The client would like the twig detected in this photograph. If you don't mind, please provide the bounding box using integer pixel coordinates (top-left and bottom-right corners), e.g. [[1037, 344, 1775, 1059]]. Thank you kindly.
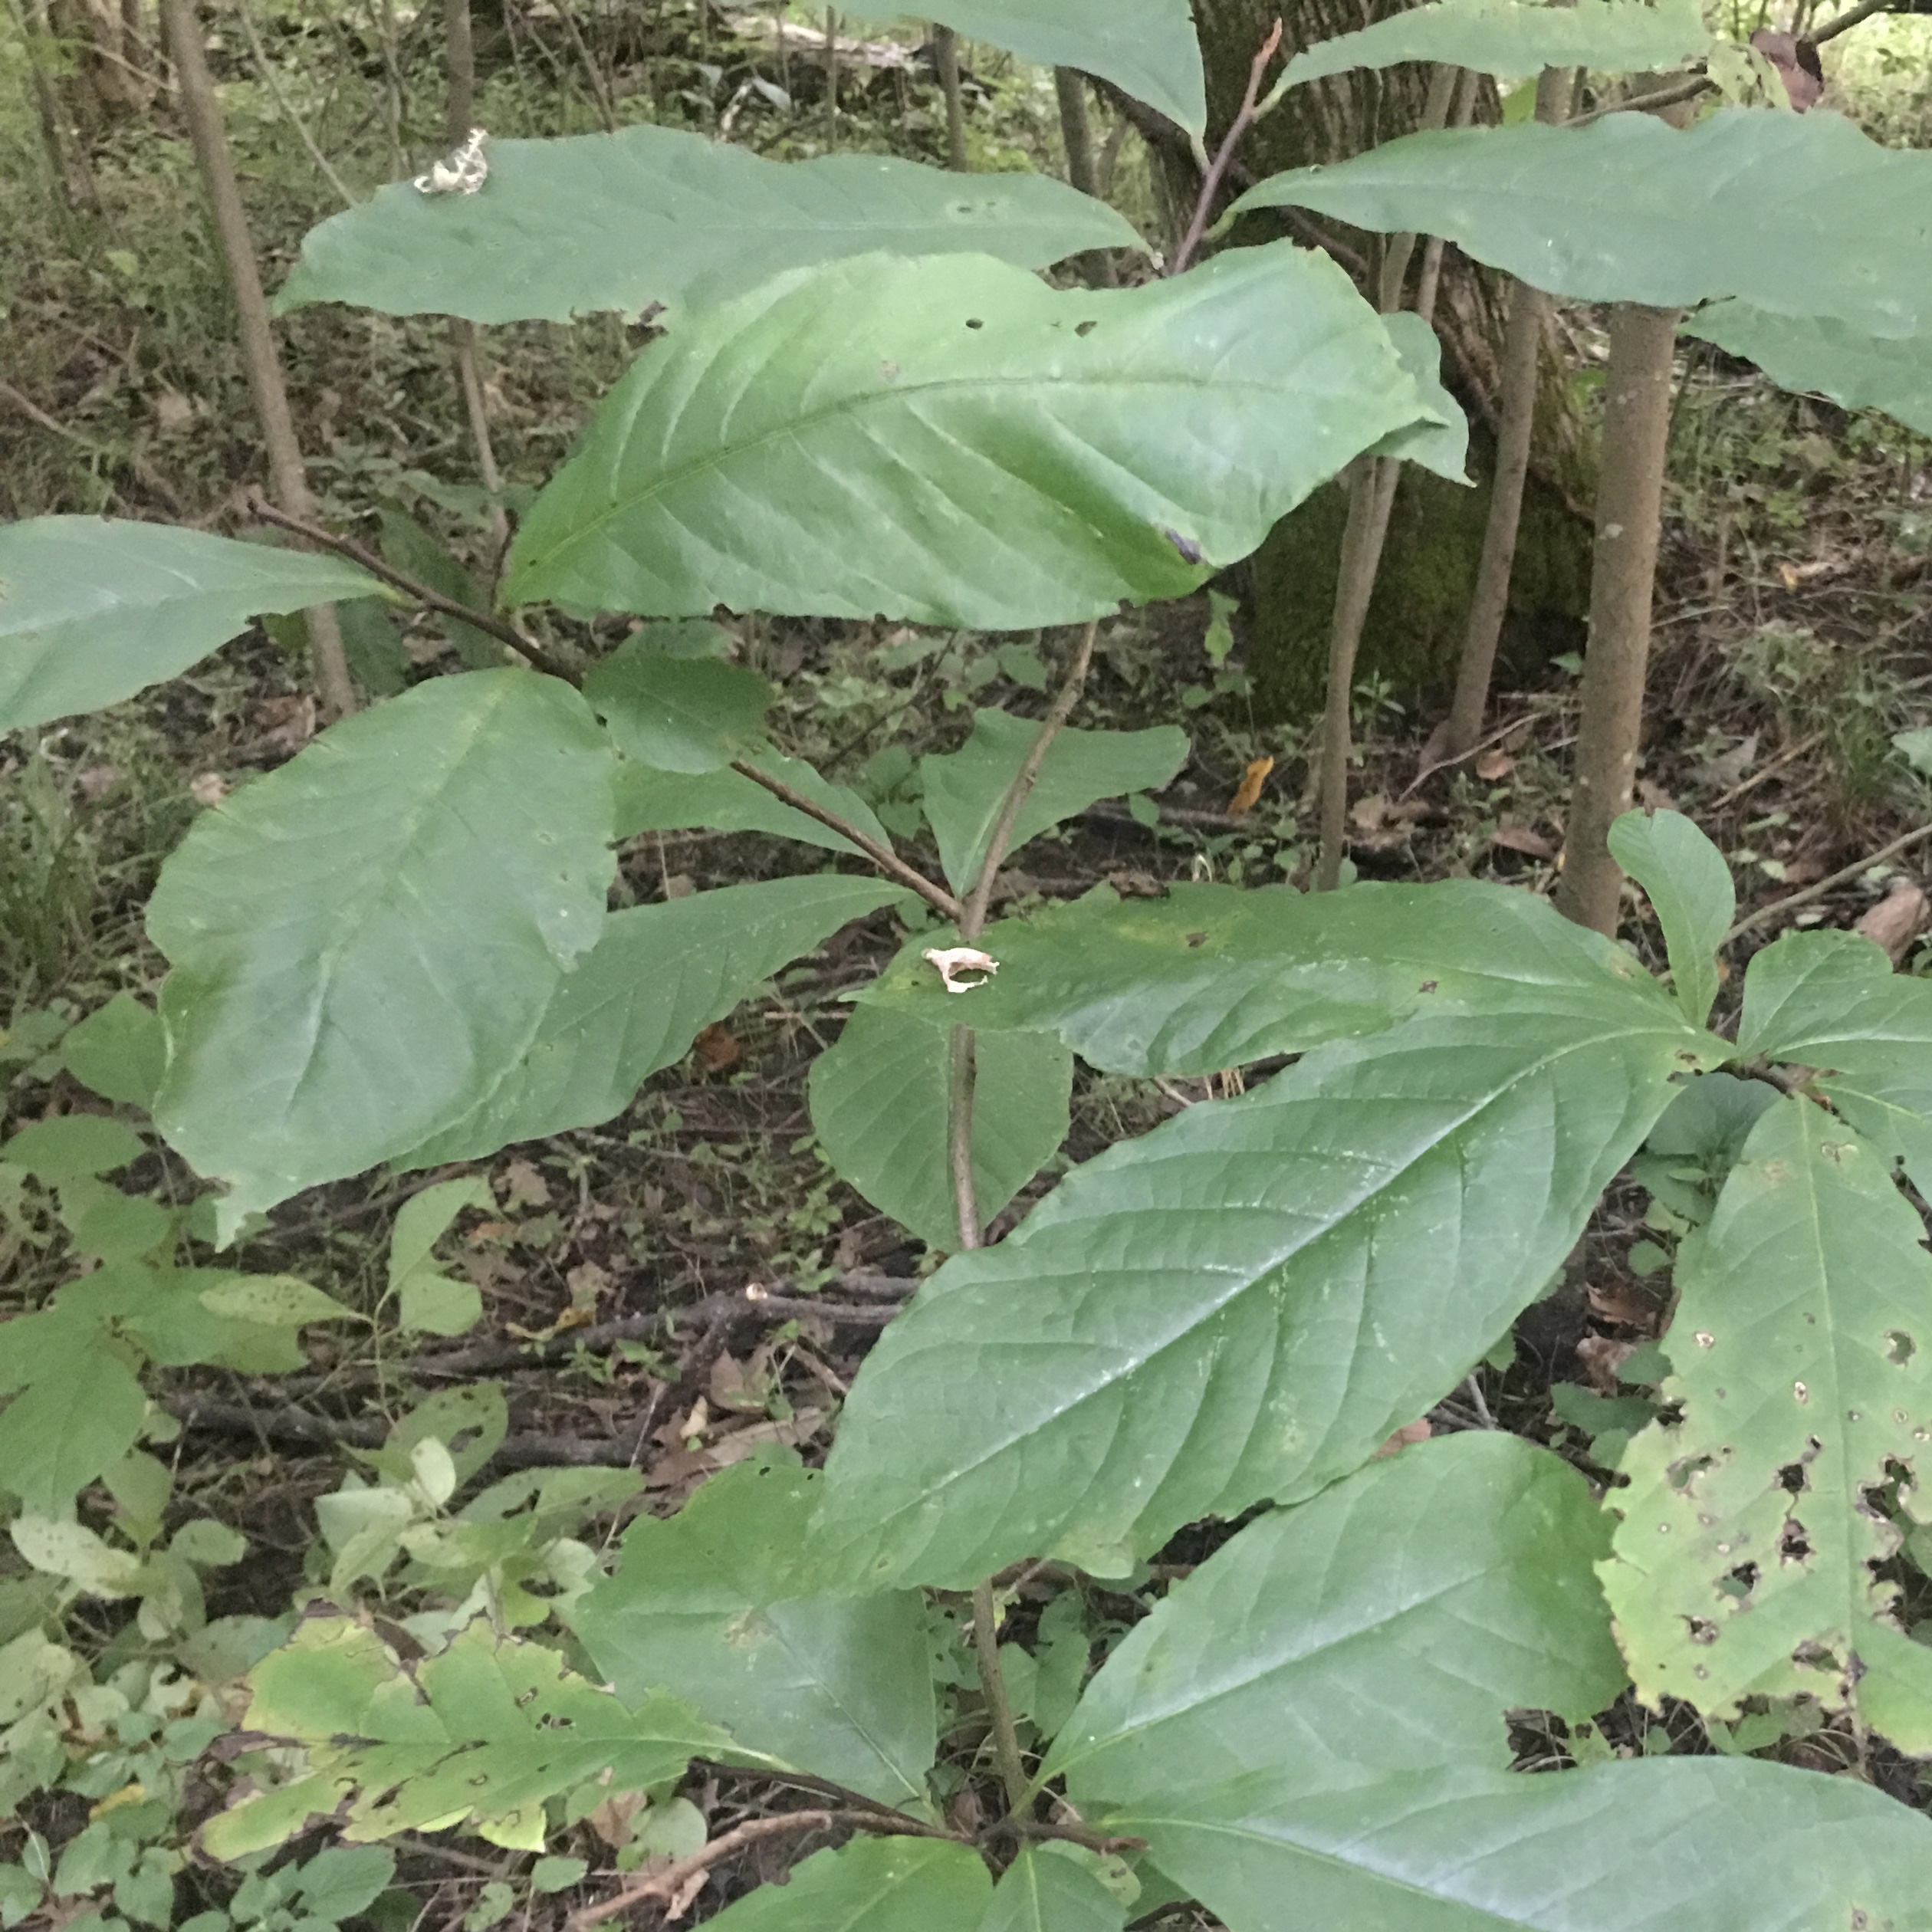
[[1168, 18, 1282, 274], [1569, 73, 1711, 128], [971, 1580, 1032, 1812], [551, 0, 617, 129], [244, 491, 578, 682], [1401, 714, 1536, 799], [961, 622, 1100, 937], [693, 1763, 947, 1838], [1813, 0, 1895, 42], [1723, 821, 1932, 945], [1704, 731, 1824, 813], [234, 0, 357, 206], [728, 761, 961, 920], [948, 1024, 981, 1250], [987, 1816, 1148, 1857]]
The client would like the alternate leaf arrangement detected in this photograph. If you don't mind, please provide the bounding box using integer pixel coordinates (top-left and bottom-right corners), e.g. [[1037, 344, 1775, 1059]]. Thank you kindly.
[[8, 1, 1932, 1927]]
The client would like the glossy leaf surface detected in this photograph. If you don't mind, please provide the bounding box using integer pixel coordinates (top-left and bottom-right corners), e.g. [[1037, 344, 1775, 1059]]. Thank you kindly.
[[0, 518, 382, 734], [1232, 111, 1932, 337], [702, 1838, 988, 1932], [402, 875, 909, 1167], [504, 245, 1440, 628], [275, 123, 1142, 324], [1050, 1434, 1625, 1812], [1121, 1758, 1932, 1932], [1603, 1096, 1932, 1749], [202, 1617, 767, 1859], [149, 671, 616, 1234], [575, 1453, 935, 1806], [820, 983, 1714, 1587], [919, 711, 1189, 894], [809, 1001, 1071, 1250], [859, 879, 1668, 1076], [1606, 808, 1733, 1027], [1685, 302, 1932, 438], [838, 0, 1206, 133], [1277, 0, 1709, 88], [1737, 928, 1932, 1194]]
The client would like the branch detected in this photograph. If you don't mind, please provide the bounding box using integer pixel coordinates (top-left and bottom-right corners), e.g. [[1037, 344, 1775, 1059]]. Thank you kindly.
[[971, 1580, 1032, 1812], [1568, 72, 1712, 127], [1723, 821, 1932, 945], [1813, 0, 1895, 42], [245, 491, 580, 684], [1169, 18, 1283, 275], [729, 759, 962, 920], [987, 1816, 1149, 1858]]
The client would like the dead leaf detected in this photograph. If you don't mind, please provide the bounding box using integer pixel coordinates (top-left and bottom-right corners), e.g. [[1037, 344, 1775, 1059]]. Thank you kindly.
[[153, 391, 194, 432], [1635, 778, 1676, 812], [258, 692, 317, 754], [1749, 30, 1823, 110], [923, 946, 998, 994], [501, 1158, 550, 1208], [1491, 822, 1556, 859], [586, 1789, 647, 1848], [1226, 754, 1274, 816], [74, 764, 120, 802], [1855, 882, 1931, 964], [1350, 792, 1389, 833], [693, 1022, 740, 1072], [567, 1260, 613, 1311], [189, 773, 228, 807], [1104, 869, 1166, 899], [1576, 1334, 1638, 1392], [1587, 1273, 1663, 1332], [662, 873, 696, 901], [1474, 748, 1514, 781], [1371, 1418, 1432, 1460]]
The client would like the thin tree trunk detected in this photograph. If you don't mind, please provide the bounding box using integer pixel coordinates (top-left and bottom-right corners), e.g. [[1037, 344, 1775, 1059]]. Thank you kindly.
[[933, 23, 966, 169], [826, 5, 839, 147], [160, 0, 356, 719], [1053, 66, 1113, 283], [1442, 63, 1572, 757], [1553, 300, 1678, 935]]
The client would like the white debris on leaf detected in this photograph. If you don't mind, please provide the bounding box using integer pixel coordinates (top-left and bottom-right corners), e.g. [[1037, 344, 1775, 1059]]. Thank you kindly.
[[415, 127, 489, 196], [923, 946, 998, 994]]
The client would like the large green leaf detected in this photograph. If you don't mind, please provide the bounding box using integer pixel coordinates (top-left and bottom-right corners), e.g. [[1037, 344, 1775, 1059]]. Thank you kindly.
[[702, 1838, 989, 1932], [573, 1452, 936, 1807], [1118, 1758, 1932, 1932], [398, 874, 910, 1167], [583, 638, 774, 774], [838, 0, 1205, 133], [809, 1001, 1071, 1251], [1050, 1434, 1625, 1815], [979, 1848, 1125, 1932], [502, 245, 1441, 629], [1606, 808, 1733, 1029], [274, 123, 1142, 325], [1372, 310, 1470, 482], [613, 750, 894, 856], [1686, 302, 1932, 438], [818, 983, 1714, 1588], [1275, 0, 1710, 90], [919, 711, 1189, 895], [1737, 928, 1932, 1195], [0, 1349, 146, 1517], [148, 670, 616, 1235], [201, 1616, 770, 1860], [1602, 1096, 1932, 1750], [858, 879, 1668, 1076], [1230, 110, 1932, 338], [0, 518, 383, 734]]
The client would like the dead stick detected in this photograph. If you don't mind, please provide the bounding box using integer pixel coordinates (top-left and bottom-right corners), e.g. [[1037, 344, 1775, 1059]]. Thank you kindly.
[[1169, 17, 1282, 275]]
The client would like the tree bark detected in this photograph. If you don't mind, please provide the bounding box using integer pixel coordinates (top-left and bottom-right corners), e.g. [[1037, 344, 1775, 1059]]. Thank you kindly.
[[161, 0, 356, 720], [934, 24, 967, 169]]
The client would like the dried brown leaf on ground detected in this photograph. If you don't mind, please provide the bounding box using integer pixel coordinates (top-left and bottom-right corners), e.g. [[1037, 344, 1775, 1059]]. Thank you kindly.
[[1227, 754, 1274, 814], [1853, 881, 1930, 962]]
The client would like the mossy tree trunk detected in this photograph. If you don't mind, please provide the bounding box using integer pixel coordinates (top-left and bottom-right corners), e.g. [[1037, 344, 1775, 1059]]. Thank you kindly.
[[1188, 0, 1596, 724]]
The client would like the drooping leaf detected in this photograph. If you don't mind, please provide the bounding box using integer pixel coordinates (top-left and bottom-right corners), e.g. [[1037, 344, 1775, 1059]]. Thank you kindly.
[[147, 670, 616, 1236], [200, 1616, 773, 1861], [978, 1846, 1126, 1932], [584, 639, 774, 774], [274, 123, 1143, 324], [1602, 1096, 1932, 1750], [398, 876, 910, 1167], [613, 750, 893, 856], [1607, 808, 1733, 1027], [1118, 1757, 1932, 1932], [503, 245, 1442, 629], [58, 994, 166, 1111], [919, 712, 1188, 895], [0, 518, 384, 734], [388, 1176, 493, 1337], [1230, 110, 1932, 338], [1685, 303, 1932, 439], [700, 1838, 990, 1932], [809, 1001, 1071, 1251], [1275, 0, 1710, 90], [1370, 311, 1470, 481], [574, 1451, 937, 1806], [839, 0, 1204, 133], [818, 981, 1715, 1588], [857, 879, 1669, 1076], [1050, 1433, 1625, 1815], [1737, 928, 1932, 1194]]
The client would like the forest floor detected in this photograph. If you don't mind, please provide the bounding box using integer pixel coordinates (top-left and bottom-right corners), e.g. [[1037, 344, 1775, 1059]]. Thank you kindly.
[[5, 5, 1932, 1924]]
